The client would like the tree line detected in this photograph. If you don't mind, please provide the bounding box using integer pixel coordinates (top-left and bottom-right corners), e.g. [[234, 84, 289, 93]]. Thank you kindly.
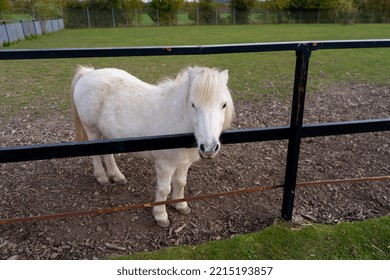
[[2, 0, 390, 25]]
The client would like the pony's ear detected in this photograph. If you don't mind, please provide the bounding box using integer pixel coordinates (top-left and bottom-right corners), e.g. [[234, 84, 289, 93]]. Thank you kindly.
[[220, 69, 229, 84], [188, 67, 197, 82]]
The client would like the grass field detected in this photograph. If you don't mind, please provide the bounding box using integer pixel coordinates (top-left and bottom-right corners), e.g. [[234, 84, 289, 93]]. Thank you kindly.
[[1, 24, 390, 118]]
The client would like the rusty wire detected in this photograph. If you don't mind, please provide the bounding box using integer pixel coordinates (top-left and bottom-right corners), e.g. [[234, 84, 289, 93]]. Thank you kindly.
[[0, 175, 389, 225]]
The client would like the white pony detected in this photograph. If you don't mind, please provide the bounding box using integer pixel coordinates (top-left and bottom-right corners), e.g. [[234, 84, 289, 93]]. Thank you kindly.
[[70, 66, 234, 227]]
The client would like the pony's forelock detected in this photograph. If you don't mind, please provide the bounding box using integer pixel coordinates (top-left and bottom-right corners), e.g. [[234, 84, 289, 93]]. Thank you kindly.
[[188, 67, 234, 130], [188, 67, 227, 107]]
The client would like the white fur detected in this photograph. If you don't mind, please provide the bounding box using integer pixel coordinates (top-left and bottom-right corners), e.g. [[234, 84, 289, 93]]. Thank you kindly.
[[71, 66, 234, 227]]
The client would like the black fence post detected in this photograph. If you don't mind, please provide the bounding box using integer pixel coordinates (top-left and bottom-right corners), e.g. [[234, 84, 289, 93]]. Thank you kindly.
[[281, 45, 312, 221], [3, 21, 10, 43]]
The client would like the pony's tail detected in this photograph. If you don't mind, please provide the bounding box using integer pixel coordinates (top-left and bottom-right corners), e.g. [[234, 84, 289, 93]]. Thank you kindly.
[[70, 66, 94, 141]]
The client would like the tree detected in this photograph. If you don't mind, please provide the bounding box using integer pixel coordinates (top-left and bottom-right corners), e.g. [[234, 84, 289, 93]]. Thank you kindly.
[[0, 0, 10, 13], [147, 0, 184, 26], [188, 0, 219, 25], [32, 0, 63, 18], [263, 0, 291, 23], [360, 0, 390, 23], [87, 0, 124, 9], [327, 0, 358, 24], [272, 0, 291, 10], [65, 0, 87, 9], [230, 0, 256, 24], [288, 0, 331, 23], [122, 0, 144, 26]]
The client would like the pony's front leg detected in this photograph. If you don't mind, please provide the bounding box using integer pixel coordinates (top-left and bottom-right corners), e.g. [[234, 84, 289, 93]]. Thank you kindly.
[[92, 155, 110, 185], [172, 163, 191, 215], [84, 128, 109, 184], [103, 154, 127, 184], [153, 162, 175, 228]]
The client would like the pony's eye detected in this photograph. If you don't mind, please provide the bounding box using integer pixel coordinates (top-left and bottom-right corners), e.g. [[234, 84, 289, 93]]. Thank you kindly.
[[222, 103, 227, 109], [191, 103, 196, 109]]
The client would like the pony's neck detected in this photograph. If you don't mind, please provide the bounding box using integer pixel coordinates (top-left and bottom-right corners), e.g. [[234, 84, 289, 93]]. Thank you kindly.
[[155, 72, 193, 133]]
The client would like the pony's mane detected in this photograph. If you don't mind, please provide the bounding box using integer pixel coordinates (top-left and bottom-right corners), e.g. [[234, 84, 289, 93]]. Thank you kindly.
[[156, 67, 224, 106]]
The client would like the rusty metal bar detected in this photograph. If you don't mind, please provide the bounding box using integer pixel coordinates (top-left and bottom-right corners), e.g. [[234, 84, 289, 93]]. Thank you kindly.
[[0, 176, 388, 226]]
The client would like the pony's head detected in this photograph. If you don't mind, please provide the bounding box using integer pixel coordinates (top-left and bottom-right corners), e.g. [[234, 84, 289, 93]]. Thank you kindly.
[[186, 67, 234, 159]]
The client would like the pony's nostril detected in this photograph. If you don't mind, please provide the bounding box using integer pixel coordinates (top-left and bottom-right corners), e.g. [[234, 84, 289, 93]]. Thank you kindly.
[[199, 143, 219, 155]]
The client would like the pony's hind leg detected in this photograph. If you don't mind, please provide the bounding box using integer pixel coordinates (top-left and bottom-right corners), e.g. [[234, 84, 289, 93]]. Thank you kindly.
[[171, 163, 191, 215], [103, 154, 127, 184]]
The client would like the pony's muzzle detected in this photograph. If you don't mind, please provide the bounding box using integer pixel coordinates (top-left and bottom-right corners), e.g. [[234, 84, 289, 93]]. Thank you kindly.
[[199, 143, 220, 159]]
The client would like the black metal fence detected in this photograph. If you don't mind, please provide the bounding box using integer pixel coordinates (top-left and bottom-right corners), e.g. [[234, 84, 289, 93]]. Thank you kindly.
[[0, 40, 389, 221]]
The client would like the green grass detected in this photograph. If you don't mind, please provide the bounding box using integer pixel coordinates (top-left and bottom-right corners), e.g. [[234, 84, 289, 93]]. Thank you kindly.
[[8, 24, 390, 48], [115, 216, 390, 260], [1, 24, 390, 118]]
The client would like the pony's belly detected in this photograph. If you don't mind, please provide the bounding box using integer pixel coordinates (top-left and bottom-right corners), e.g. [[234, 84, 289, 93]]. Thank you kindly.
[[130, 151, 153, 159], [128, 148, 200, 163]]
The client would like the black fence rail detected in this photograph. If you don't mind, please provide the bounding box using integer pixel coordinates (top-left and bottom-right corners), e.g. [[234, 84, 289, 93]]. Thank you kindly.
[[1, 40, 390, 221]]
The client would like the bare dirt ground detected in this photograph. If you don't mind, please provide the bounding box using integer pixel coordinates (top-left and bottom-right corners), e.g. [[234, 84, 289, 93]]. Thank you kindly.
[[0, 82, 389, 259]]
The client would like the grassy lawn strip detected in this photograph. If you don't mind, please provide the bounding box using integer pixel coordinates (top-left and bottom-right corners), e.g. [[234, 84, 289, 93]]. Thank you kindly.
[[8, 24, 390, 48], [115, 216, 390, 260]]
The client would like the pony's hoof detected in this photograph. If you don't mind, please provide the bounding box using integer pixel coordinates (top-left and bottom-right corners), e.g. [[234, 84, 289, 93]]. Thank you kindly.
[[108, 173, 127, 185], [117, 178, 128, 185], [177, 206, 191, 215], [111, 176, 128, 185], [156, 219, 170, 228], [97, 176, 110, 185]]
